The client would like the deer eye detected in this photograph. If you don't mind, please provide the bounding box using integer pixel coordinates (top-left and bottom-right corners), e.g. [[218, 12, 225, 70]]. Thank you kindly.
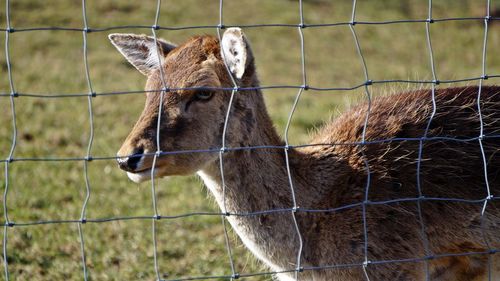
[[195, 90, 214, 101]]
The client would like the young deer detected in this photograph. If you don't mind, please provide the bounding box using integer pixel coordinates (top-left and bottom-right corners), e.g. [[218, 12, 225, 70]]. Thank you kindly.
[[110, 28, 500, 281]]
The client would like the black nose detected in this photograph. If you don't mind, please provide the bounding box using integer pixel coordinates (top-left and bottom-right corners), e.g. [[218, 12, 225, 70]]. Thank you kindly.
[[117, 147, 144, 171]]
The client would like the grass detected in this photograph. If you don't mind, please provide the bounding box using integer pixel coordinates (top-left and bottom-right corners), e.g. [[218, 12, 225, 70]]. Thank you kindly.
[[0, 0, 499, 280]]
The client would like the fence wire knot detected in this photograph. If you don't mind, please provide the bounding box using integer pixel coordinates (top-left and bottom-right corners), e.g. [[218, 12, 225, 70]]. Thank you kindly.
[[424, 255, 435, 260]]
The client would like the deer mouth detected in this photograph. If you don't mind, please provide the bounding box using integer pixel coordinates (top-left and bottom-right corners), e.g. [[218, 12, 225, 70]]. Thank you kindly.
[[127, 168, 157, 183]]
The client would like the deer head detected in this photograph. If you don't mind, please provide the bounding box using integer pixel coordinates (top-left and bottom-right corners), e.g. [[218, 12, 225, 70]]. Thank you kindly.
[[110, 28, 261, 183]]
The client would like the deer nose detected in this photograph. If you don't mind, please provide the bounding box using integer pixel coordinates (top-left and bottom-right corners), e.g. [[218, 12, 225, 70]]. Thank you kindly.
[[117, 147, 144, 172]]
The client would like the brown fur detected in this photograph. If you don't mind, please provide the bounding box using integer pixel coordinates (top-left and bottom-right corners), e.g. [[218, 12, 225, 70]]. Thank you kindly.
[[113, 32, 500, 281]]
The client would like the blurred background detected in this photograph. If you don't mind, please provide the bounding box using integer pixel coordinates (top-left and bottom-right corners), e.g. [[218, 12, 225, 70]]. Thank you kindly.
[[0, 0, 499, 280]]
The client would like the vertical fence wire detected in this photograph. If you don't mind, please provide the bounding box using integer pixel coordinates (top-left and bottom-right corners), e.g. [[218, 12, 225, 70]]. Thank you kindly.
[[3, 0, 16, 280], [478, 1, 493, 218], [413, 1, 439, 279], [281, 0, 308, 279], [151, 1, 168, 279], [478, 1, 493, 280], [216, 1, 238, 278], [76, 0, 93, 280], [348, 1, 373, 279]]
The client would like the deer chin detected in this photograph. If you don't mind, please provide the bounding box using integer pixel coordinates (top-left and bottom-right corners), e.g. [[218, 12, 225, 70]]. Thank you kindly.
[[127, 168, 157, 183]]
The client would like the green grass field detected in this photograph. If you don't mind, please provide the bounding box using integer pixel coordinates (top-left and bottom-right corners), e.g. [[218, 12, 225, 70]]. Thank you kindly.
[[0, 0, 499, 280]]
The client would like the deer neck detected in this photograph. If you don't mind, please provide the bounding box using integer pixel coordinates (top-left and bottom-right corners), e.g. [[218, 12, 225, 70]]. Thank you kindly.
[[198, 89, 308, 213], [196, 89, 333, 271]]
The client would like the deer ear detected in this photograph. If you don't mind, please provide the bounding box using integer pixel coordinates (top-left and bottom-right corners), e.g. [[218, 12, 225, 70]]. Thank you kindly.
[[221, 28, 250, 79], [108, 33, 176, 76]]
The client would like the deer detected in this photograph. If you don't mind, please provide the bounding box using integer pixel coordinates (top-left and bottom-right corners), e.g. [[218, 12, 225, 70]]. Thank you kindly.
[[109, 28, 500, 281]]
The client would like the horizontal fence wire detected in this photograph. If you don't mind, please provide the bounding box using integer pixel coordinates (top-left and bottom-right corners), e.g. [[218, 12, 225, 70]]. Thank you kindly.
[[2, 195, 500, 226], [1, 15, 500, 33], [2, 77, 500, 97], [1, 135, 500, 163], [2, 0, 500, 280]]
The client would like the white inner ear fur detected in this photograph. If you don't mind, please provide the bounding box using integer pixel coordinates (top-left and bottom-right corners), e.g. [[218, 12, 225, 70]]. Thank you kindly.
[[108, 33, 176, 76], [221, 28, 247, 79], [146, 42, 163, 70]]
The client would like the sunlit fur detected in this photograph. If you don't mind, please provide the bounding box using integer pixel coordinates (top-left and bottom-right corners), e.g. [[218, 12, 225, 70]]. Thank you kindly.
[[111, 31, 500, 281]]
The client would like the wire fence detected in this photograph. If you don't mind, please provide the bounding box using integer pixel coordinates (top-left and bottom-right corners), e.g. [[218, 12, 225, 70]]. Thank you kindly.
[[1, 0, 500, 280]]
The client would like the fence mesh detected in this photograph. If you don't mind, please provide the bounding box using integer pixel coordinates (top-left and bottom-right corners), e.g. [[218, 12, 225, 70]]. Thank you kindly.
[[1, 0, 500, 280]]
